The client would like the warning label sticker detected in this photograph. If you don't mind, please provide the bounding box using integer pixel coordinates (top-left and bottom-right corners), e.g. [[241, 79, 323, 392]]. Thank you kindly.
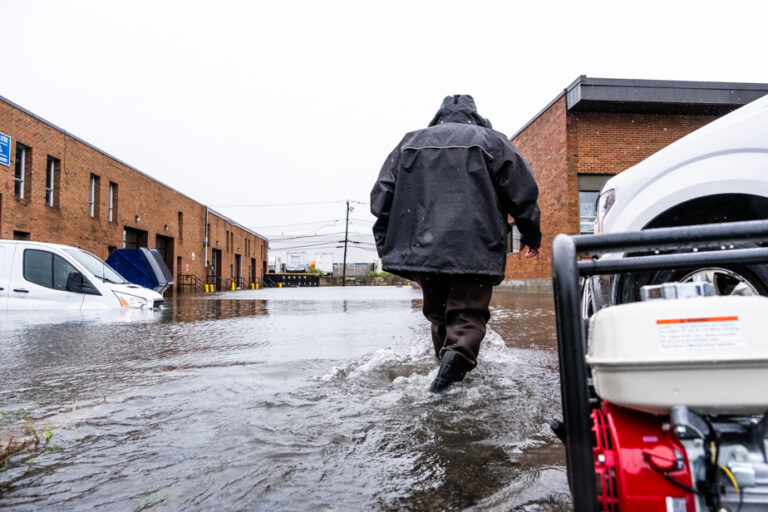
[[666, 496, 687, 512], [656, 316, 745, 352]]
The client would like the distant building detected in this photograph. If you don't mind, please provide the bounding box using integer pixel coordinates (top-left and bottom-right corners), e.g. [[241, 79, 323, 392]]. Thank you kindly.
[[0, 95, 267, 292], [504, 76, 768, 283]]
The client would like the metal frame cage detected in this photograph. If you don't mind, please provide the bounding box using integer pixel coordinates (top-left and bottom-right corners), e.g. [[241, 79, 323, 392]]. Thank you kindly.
[[551, 219, 768, 511]]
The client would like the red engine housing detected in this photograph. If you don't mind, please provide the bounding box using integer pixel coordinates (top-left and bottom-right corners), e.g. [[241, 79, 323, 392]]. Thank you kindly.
[[591, 401, 697, 511]]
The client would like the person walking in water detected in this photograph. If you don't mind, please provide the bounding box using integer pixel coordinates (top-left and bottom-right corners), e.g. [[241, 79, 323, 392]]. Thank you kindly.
[[371, 95, 542, 393]]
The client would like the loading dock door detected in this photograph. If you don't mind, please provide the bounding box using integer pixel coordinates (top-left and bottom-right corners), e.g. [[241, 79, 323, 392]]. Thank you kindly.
[[155, 234, 174, 274], [210, 249, 222, 291], [124, 227, 148, 249]]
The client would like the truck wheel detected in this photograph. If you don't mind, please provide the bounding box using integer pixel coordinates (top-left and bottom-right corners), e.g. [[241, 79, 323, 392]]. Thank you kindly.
[[616, 243, 768, 302]]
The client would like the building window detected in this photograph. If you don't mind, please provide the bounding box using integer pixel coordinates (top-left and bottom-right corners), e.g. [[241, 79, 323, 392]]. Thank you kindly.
[[89, 174, 101, 217], [108, 182, 117, 222], [45, 156, 60, 207], [506, 224, 521, 253], [14, 143, 30, 199], [178, 211, 183, 240], [578, 175, 613, 234]]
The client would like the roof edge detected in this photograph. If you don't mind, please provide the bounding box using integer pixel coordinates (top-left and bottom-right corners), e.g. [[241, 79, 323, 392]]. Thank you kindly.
[[208, 208, 268, 242], [510, 87, 567, 140]]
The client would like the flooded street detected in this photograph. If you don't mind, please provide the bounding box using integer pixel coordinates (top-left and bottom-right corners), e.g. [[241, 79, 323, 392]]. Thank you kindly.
[[0, 286, 569, 511]]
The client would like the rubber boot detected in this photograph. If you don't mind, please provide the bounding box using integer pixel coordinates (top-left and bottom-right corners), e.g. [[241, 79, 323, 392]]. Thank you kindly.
[[430, 351, 470, 393]]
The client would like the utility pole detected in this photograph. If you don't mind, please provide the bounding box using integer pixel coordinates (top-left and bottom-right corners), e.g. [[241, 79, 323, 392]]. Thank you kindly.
[[342, 200, 350, 286]]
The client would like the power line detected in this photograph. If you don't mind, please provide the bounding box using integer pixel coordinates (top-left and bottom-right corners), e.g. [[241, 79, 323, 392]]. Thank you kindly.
[[269, 231, 373, 241], [211, 200, 347, 208], [247, 218, 342, 229]]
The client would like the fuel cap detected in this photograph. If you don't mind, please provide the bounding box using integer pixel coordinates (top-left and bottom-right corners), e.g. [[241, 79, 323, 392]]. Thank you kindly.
[[642, 445, 682, 472]]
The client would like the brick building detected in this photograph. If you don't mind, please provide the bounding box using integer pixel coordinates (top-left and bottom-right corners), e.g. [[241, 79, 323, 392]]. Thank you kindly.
[[0, 95, 267, 292], [504, 76, 768, 283]]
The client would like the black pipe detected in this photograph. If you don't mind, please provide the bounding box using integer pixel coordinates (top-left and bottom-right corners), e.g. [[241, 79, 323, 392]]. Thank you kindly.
[[552, 234, 598, 511], [574, 219, 768, 255], [578, 247, 768, 276]]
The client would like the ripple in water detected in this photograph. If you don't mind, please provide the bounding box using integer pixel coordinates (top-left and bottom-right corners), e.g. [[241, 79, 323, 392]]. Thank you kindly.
[[0, 288, 569, 510]]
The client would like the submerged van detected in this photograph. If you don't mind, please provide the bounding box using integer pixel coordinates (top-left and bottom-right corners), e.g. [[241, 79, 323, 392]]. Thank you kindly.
[[0, 241, 164, 311]]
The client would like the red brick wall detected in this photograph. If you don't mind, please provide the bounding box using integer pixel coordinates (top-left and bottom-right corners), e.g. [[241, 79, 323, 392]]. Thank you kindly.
[[0, 98, 268, 290], [568, 112, 718, 175], [564, 111, 718, 234], [508, 96, 568, 280]]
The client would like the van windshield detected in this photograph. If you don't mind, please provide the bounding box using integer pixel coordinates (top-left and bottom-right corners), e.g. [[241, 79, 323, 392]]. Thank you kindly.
[[62, 248, 128, 285]]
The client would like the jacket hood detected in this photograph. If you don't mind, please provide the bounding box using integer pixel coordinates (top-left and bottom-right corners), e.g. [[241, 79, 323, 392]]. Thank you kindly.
[[428, 95, 492, 128]]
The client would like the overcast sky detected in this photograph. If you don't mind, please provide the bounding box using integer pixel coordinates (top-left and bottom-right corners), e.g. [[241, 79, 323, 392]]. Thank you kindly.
[[2, 0, 767, 263]]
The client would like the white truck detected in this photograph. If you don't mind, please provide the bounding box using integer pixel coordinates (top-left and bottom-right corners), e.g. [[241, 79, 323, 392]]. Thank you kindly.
[[285, 252, 308, 273], [587, 93, 768, 310], [313, 252, 334, 276], [0, 240, 164, 311]]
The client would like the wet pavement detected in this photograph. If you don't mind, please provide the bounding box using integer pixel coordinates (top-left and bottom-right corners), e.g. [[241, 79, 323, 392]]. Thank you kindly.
[[0, 286, 570, 511]]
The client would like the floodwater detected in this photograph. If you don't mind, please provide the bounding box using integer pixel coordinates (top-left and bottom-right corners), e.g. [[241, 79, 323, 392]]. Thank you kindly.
[[0, 286, 570, 511]]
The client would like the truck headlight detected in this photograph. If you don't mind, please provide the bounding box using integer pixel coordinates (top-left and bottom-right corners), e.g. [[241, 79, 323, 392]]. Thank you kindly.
[[113, 291, 149, 309], [595, 189, 615, 234]]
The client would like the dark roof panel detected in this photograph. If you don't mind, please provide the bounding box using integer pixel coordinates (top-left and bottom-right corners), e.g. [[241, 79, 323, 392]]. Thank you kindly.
[[511, 76, 768, 139], [566, 76, 768, 114]]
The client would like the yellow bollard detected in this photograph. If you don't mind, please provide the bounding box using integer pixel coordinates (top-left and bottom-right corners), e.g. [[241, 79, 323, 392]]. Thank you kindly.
[[251, 283, 255, 290], [278, 282, 283, 288], [205, 284, 209, 293], [232, 281, 236, 291], [256, 284, 259, 290]]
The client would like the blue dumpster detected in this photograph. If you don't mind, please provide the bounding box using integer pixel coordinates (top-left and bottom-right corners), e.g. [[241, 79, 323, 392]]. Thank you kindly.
[[106, 248, 175, 294]]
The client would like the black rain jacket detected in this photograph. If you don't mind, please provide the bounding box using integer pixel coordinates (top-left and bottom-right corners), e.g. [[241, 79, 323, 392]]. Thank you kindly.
[[370, 95, 541, 284]]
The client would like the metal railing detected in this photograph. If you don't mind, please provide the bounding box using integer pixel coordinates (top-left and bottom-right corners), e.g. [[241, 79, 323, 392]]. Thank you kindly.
[[205, 275, 264, 292], [263, 273, 320, 287], [551, 219, 768, 511], [177, 274, 205, 294]]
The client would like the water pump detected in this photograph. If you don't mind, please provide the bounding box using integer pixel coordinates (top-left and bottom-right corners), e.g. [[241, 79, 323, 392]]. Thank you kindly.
[[550, 220, 768, 512], [587, 283, 768, 511]]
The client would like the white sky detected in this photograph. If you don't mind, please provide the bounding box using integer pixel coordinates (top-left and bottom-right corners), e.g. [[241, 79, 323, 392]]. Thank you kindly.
[[2, 0, 767, 264]]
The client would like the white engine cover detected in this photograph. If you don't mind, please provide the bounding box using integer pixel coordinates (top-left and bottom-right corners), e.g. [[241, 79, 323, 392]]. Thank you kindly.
[[586, 296, 768, 415]]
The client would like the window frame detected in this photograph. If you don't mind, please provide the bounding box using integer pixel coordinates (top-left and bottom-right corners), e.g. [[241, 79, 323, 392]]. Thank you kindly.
[[45, 156, 59, 207], [14, 143, 28, 199], [88, 173, 100, 217], [507, 224, 522, 254], [108, 182, 117, 222], [89, 174, 96, 216], [577, 174, 614, 234]]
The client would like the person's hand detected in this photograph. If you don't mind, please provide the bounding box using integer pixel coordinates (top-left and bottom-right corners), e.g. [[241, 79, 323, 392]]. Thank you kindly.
[[522, 245, 542, 261]]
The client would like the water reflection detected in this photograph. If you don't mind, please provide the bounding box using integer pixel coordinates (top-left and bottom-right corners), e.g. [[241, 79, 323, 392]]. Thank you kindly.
[[161, 295, 268, 323], [0, 287, 568, 510]]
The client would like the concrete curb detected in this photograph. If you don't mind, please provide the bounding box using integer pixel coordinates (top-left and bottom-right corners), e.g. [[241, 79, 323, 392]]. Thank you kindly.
[[497, 278, 553, 294]]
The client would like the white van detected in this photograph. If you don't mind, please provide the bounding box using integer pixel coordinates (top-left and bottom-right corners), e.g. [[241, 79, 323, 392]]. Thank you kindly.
[[0, 241, 164, 311]]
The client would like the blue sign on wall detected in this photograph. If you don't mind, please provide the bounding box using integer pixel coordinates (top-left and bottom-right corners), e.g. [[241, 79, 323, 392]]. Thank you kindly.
[[0, 132, 10, 166]]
